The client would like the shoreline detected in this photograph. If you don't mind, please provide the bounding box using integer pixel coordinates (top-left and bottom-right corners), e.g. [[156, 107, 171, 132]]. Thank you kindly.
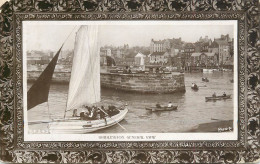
[[187, 120, 233, 132]]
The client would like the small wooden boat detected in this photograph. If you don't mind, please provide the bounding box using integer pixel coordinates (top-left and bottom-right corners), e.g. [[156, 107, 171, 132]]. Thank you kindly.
[[145, 106, 178, 112], [202, 77, 209, 82], [203, 69, 213, 73], [49, 108, 128, 134], [191, 86, 199, 90], [205, 95, 232, 102]]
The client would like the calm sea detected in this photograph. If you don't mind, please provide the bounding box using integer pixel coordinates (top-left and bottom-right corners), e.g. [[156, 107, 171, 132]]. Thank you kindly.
[[28, 72, 234, 133]]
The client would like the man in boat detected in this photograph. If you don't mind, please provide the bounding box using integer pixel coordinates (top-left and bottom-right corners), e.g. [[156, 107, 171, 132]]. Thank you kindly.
[[108, 105, 119, 116], [156, 67, 159, 73], [223, 92, 227, 97], [156, 102, 161, 108], [128, 67, 132, 74], [123, 66, 128, 74], [212, 92, 216, 97], [72, 109, 78, 117], [191, 83, 195, 88], [168, 102, 173, 108], [87, 106, 97, 120]]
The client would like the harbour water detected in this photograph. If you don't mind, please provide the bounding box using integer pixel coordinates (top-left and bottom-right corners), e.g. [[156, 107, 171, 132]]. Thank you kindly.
[[28, 72, 234, 133]]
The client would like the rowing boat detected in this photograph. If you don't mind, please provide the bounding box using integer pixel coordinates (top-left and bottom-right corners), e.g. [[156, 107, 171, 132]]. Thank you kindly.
[[202, 77, 209, 82], [205, 95, 231, 102], [191, 86, 199, 90], [145, 106, 178, 112]]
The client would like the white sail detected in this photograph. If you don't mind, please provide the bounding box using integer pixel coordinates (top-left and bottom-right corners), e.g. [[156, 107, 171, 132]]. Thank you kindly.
[[66, 25, 100, 111]]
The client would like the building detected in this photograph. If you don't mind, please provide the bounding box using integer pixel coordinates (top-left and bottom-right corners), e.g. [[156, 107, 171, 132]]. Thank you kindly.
[[100, 49, 107, 66], [149, 52, 169, 64], [170, 52, 186, 70], [194, 36, 212, 53], [190, 52, 218, 67], [124, 57, 135, 66], [27, 52, 51, 65], [183, 43, 195, 59], [219, 34, 231, 42], [201, 42, 210, 52], [209, 40, 230, 65], [134, 52, 149, 66], [150, 38, 183, 57], [198, 36, 212, 43]]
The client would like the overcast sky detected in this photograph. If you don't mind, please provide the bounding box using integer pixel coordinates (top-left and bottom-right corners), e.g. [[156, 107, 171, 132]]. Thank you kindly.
[[24, 24, 234, 52]]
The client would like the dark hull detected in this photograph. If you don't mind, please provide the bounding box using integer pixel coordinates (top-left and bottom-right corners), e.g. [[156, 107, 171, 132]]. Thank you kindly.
[[202, 78, 209, 82], [191, 86, 199, 90], [205, 95, 231, 101], [145, 106, 178, 112]]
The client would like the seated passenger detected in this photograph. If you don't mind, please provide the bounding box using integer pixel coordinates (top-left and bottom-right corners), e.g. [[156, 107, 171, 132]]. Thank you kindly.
[[168, 102, 173, 107], [156, 103, 161, 108], [212, 92, 216, 97], [72, 109, 77, 117], [191, 83, 195, 87]]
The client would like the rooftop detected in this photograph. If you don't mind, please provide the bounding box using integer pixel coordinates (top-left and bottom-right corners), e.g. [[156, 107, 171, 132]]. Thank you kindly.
[[191, 52, 216, 57], [151, 52, 168, 56]]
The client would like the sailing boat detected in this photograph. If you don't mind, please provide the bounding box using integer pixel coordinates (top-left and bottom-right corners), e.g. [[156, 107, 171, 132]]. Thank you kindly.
[[27, 25, 128, 134]]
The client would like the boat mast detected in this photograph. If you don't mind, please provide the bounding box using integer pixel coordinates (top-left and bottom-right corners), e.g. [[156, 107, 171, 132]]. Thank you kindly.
[[62, 26, 78, 119]]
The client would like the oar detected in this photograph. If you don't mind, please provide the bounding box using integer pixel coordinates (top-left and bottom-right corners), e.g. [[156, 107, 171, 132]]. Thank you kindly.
[[186, 85, 207, 87], [98, 107, 128, 132]]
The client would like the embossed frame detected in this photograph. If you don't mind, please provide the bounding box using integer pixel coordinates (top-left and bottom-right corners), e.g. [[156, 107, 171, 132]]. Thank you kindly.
[[0, 0, 259, 163]]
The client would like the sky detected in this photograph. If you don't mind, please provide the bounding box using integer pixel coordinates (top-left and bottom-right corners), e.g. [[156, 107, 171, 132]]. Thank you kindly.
[[24, 22, 234, 52]]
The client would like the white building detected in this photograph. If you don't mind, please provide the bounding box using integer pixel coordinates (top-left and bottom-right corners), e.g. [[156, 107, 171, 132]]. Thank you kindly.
[[135, 52, 147, 66]]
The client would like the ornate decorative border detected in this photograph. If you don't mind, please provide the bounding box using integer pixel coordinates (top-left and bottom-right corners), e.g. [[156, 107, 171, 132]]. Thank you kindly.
[[0, 0, 259, 163]]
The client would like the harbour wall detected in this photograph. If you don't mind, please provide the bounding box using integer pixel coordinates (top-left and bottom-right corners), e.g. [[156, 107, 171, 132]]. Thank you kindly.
[[27, 71, 185, 93], [100, 72, 185, 93], [27, 71, 71, 84]]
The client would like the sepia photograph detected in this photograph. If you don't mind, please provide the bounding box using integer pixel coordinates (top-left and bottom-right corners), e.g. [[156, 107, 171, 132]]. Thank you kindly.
[[23, 21, 237, 141], [1, 0, 259, 163]]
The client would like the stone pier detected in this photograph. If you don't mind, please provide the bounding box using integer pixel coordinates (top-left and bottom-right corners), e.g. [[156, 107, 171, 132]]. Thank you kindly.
[[100, 72, 185, 93], [27, 71, 185, 93]]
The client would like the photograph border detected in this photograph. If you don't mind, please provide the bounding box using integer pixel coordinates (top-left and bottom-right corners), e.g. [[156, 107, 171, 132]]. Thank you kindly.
[[0, 0, 259, 163]]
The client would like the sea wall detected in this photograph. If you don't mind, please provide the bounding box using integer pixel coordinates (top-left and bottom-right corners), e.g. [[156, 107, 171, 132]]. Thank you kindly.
[[100, 72, 185, 93], [27, 71, 71, 83], [27, 71, 185, 93]]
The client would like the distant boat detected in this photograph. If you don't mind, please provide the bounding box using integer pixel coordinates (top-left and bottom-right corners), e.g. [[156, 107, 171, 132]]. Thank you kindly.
[[205, 95, 232, 102], [191, 84, 199, 91], [27, 26, 128, 134], [202, 77, 209, 82], [145, 106, 178, 112], [230, 79, 234, 83], [203, 69, 213, 73], [223, 69, 232, 72]]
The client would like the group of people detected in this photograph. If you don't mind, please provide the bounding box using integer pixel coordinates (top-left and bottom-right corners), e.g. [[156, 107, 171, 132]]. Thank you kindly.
[[212, 92, 227, 97], [73, 105, 121, 123], [123, 66, 132, 74], [156, 102, 173, 108]]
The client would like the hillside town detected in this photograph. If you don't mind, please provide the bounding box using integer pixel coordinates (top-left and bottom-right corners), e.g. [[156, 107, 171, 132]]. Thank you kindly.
[[27, 34, 233, 72]]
